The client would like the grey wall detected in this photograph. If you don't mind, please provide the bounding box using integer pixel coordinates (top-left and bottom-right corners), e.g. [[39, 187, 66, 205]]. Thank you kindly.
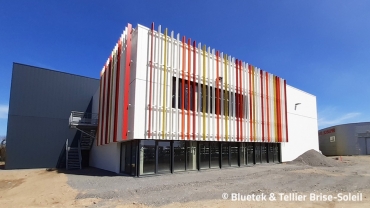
[[318, 128, 337, 156], [6, 63, 99, 169], [319, 122, 370, 156]]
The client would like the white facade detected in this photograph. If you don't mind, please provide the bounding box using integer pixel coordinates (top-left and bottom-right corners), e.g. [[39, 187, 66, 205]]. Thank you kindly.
[[89, 23, 319, 173], [281, 86, 319, 162]]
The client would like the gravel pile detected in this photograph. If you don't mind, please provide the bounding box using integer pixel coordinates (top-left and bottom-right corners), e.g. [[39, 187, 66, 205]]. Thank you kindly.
[[288, 149, 342, 167]]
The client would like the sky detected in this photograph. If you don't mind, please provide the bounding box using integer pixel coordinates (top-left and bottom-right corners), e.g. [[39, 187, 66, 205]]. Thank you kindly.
[[0, 0, 369, 137]]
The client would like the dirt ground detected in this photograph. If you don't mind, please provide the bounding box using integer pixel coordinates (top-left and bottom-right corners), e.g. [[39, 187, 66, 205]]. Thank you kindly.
[[1, 156, 370, 208]]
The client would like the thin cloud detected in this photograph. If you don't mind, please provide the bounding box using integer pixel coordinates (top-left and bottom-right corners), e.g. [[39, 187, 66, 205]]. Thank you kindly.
[[318, 112, 361, 128], [0, 105, 8, 119]]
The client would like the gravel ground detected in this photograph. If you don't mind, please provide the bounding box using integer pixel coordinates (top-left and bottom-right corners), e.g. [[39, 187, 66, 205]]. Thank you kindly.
[[67, 155, 370, 207]]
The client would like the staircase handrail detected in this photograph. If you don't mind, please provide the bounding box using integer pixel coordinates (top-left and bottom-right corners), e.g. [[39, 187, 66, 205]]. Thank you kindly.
[[69, 111, 99, 126]]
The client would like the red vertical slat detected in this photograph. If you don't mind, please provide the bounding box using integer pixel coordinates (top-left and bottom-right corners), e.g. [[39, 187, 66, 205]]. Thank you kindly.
[[187, 38, 191, 140], [105, 56, 112, 144], [113, 39, 122, 142], [284, 80, 288, 142], [148, 22, 154, 138], [122, 24, 132, 140], [192, 41, 197, 141]]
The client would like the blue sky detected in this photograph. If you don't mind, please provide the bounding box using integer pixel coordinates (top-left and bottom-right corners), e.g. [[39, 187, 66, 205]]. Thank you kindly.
[[0, 0, 369, 136]]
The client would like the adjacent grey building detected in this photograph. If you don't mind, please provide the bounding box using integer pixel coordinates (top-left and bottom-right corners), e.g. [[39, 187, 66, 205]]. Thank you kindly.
[[6, 63, 99, 169], [319, 122, 370, 156]]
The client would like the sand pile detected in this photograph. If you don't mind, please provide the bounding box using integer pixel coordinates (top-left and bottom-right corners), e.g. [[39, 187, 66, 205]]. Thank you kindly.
[[288, 149, 342, 167]]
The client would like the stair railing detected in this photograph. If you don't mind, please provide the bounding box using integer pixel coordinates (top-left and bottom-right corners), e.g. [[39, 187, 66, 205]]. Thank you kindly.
[[78, 137, 82, 169], [66, 138, 69, 170], [69, 111, 99, 127]]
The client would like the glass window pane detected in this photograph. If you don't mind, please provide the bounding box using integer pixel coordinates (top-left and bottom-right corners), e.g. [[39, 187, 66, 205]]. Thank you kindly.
[[247, 143, 254, 165], [240, 143, 247, 166], [131, 141, 137, 176], [230, 143, 238, 166], [274, 143, 280, 163], [141, 140, 155, 175], [255, 143, 261, 164], [120, 143, 128, 174], [173, 141, 186, 172], [268, 143, 274, 163], [124, 142, 132, 173], [158, 141, 171, 173], [261, 143, 267, 163], [210, 142, 219, 168], [221, 143, 229, 167], [199, 142, 210, 169], [186, 141, 197, 170]]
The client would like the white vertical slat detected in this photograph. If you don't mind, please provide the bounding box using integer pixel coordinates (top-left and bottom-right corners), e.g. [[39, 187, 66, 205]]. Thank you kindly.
[[264, 71, 267, 142], [98, 67, 105, 145], [270, 74, 274, 142], [109, 45, 117, 143], [168, 31, 174, 139], [257, 68, 261, 142], [211, 49, 216, 141], [156, 25, 161, 139], [103, 59, 109, 144], [254, 67, 258, 142], [164, 30, 169, 140], [231, 57, 235, 142], [240, 62, 244, 141], [257, 67, 260, 142], [197, 43, 202, 140], [262, 69, 264, 143], [220, 53, 224, 141], [243, 62, 247, 141], [175, 33, 180, 140], [228, 56, 232, 141], [207, 47, 211, 141], [259, 68, 262, 142]]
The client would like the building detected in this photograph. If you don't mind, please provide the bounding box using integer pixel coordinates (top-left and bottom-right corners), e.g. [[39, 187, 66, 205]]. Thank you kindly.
[[6, 63, 99, 169], [6, 23, 319, 176], [319, 122, 370, 156]]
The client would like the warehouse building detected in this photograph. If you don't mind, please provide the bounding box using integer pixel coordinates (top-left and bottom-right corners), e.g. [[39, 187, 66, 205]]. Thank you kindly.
[[6, 23, 319, 176], [319, 122, 370, 156]]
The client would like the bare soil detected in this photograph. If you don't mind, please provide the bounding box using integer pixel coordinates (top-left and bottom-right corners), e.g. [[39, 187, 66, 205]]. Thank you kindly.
[[1, 154, 370, 208]]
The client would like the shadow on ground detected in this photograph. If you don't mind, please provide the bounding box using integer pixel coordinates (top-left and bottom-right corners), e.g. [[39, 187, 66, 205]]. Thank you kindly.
[[56, 167, 122, 177]]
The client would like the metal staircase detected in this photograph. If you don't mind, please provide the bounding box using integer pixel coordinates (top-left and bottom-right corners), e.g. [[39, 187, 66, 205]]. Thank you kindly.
[[67, 111, 98, 170], [66, 138, 82, 170]]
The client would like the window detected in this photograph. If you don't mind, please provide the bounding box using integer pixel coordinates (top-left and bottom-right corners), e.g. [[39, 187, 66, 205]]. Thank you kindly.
[[210, 142, 220, 168], [141, 140, 156, 174], [173, 141, 186, 172], [172, 76, 248, 118], [186, 141, 197, 170], [199, 142, 210, 169], [157, 141, 171, 173]]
